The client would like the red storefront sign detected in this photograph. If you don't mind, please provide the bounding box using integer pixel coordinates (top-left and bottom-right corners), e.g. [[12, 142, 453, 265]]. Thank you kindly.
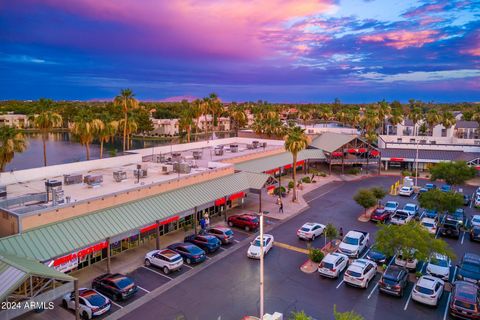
[[267, 185, 275, 191], [332, 152, 343, 157], [297, 160, 305, 166], [53, 241, 108, 266], [347, 148, 358, 154], [284, 164, 292, 169], [229, 192, 245, 201], [159, 216, 179, 226], [265, 168, 279, 175], [390, 157, 404, 162], [140, 216, 180, 233], [53, 253, 77, 267], [215, 198, 226, 206], [370, 150, 380, 157], [358, 148, 367, 153]]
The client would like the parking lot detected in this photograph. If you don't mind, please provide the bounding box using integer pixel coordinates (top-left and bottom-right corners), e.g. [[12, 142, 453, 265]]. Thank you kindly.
[[118, 176, 479, 320]]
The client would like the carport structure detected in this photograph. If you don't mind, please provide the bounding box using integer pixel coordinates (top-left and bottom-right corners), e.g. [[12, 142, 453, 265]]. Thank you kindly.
[[309, 132, 380, 174], [0, 251, 78, 320]]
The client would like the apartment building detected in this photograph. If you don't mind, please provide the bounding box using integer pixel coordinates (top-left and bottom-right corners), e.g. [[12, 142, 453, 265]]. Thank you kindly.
[[0, 112, 29, 128]]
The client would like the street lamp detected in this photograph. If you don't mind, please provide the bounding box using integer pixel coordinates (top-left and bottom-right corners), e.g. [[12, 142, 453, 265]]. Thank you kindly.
[[259, 211, 264, 319], [415, 140, 419, 187]]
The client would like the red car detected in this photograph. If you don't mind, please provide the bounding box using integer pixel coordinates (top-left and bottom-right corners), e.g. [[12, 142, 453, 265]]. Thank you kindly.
[[449, 281, 480, 319], [370, 208, 391, 223], [227, 214, 259, 232]]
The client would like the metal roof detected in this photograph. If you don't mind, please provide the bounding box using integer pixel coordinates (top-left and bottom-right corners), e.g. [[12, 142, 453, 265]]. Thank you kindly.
[[455, 120, 478, 129], [309, 132, 358, 153], [380, 148, 480, 162], [0, 172, 269, 262], [0, 251, 75, 302], [234, 149, 325, 173]]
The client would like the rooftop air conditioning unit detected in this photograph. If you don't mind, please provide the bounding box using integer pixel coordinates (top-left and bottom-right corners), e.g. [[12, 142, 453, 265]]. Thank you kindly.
[[113, 170, 127, 182], [134, 168, 148, 179], [64, 174, 83, 185], [84, 174, 103, 187], [174, 162, 191, 174], [161, 164, 174, 174], [192, 150, 203, 160], [230, 144, 239, 153], [246, 144, 254, 150], [252, 141, 259, 148], [152, 154, 165, 163], [214, 147, 224, 156], [172, 152, 182, 162]]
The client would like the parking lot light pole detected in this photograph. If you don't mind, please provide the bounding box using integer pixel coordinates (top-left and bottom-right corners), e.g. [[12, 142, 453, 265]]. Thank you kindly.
[[259, 212, 264, 319], [415, 140, 419, 187]]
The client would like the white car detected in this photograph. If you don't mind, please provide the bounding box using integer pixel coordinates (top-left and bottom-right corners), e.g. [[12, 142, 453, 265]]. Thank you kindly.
[[343, 259, 377, 288], [62, 288, 111, 319], [403, 203, 419, 216], [399, 186, 414, 197], [412, 276, 444, 307], [471, 215, 480, 227], [144, 249, 183, 274], [297, 222, 326, 241], [475, 195, 480, 208], [338, 230, 369, 258], [247, 234, 274, 259], [318, 252, 349, 278], [390, 210, 414, 225], [426, 253, 451, 281], [384, 201, 399, 213], [421, 217, 437, 235], [395, 250, 418, 271]]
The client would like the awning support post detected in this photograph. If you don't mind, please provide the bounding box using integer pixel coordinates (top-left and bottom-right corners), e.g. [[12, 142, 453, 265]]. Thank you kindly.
[[155, 220, 160, 250], [106, 237, 111, 274], [74, 279, 80, 320]]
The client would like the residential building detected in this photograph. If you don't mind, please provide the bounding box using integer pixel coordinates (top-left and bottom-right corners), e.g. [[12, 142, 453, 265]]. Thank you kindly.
[[150, 118, 179, 136], [0, 112, 29, 128], [196, 115, 231, 132]]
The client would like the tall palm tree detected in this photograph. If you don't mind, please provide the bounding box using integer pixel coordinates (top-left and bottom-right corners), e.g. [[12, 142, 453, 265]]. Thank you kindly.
[[118, 117, 138, 150], [319, 106, 333, 125], [441, 111, 456, 132], [70, 112, 103, 160], [377, 100, 391, 135], [284, 126, 308, 202], [96, 117, 119, 159], [298, 110, 311, 127], [388, 107, 404, 135], [208, 93, 223, 134], [425, 109, 441, 136], [114, 88, 139, 152], [179, 103, 195, 143], [191, 99, 203, 141], [228, 104, 247, 136], [409, 107, 423, 136], [200, 97, 211, 139], [30, 110, 63, 166], [0, 126, 27, 171]]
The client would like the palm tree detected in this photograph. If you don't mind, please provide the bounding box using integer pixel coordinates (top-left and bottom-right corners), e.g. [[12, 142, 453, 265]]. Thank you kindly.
[[336, 109, 349, 127], [208, 93, 223, 134], [377, 100, 391, 135], [114, 88, 139, 152], [388, 107, 404, 135], [228, 104, 247, 136], [118, 117, 138, 150], [96, 117, 119, 159], [425, 109, 441, 136], [284, 126, 308, 202], [410, 107, 423, 136], [319, 106, 333, 125], [191, 99, 203, 141], [179, 103, 194, 143], [0, 126, 27, 171], [200, 97, 211, 139], [298, 110, 311, 127], [70, 112, 103, 160], [441, 111, 456, 132], [30, 110, 63, 166]]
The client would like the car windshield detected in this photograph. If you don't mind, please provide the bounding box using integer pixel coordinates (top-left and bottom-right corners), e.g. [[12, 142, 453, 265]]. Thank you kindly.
[[251, 218, 259, 223], [404, 205, 415, 211], [207, 237, 218, 243], [461, 261, 480, 273], [82, 291, 105, 306], [454, 300, 476, 310], [225, 230, 234, 236], [253, 239, 267, 246], [112, 277, 133, 288], [383, 277, 400, 285], [187, 246, 203, 255], [322, 262, 334, 270], [415, 285, 434, 295], [422, 222, 435, 228], [472, 217, 480, 223], [431, 258, 449, 267], [395, 212, 408, 218], [343, 237, 359, 245], [346, 270, 362, 277], [386, 203, 396, 208], [169, 255, 182, 262], [301, 227, 311, 232]]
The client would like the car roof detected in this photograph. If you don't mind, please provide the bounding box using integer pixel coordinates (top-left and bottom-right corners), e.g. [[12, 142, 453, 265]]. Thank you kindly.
[[431, 253, 448, 260], [159, 249, 180, 257], [386, 201, 398, 204], [345, 231, 364, 238], [404, 203, 416, 207], [421, 217, 436, 223], [463, 253, 480, 263], [302, 222, 320, 228], [323, 252, 345, 262], [417, 276, 440, 289], [255, 234, 273, 241], [453, 281, 479, 302], [384, 265, 406, 278]]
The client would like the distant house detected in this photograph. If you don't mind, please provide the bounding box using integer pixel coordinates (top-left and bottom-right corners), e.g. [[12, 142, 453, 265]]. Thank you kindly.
[[0, 112, 29, 128]]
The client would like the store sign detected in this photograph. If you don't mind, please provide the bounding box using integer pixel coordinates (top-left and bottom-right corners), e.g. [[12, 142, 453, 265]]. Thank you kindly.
[[51, 241, 108, 273], [229, 192, 245, 201], [264, 168, 279, 175], [159, 215, 179, 226], [215, 198, 226, 206], [140, 223, 158, 233], [390, 157, 404, 162], [284, 164, 292, 169]]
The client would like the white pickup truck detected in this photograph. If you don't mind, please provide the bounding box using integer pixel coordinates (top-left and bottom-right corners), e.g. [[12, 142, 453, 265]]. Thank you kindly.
[[338, 230, 369, 258]]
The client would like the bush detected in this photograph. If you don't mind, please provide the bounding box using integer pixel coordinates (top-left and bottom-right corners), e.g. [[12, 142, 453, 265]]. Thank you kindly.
[[346, 168, 360, 175], [273, 186, 286, 195], [302, 176, 311, 183], [402, 170, 418, 177], [288, 181, 295, 189], [319, 172, 327, 177], [308, 248, 324, 263]]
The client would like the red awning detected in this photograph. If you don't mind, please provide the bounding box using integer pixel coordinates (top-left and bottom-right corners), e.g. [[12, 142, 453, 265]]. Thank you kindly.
[[265, 168, 280, 175], [284, 164, 292, 169], [358, 148, 367, 153], [229, 192, 245, 201], [140, 222, 158, 233], [390, 157, 404, 162], [215, 198, 226, 206], [297, 160, 305, 166], [267, 185, 275, 191], [347, 148, 358, 154], [159, 216, 179, 226], [331, 152, 343, 157], [370, 150, 380, 157]]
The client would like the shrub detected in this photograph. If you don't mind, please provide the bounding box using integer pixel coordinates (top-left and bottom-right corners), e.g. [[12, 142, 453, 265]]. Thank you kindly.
[[273, 186, 286, 195], [402, 170, 418, 177], [288, 181, 295, 189], [302, 176, 311, 183], [346, 168, 360, 175], [319, 172, 327, 177], [289, 311, 313, 320], [308, 248, 324, 263]]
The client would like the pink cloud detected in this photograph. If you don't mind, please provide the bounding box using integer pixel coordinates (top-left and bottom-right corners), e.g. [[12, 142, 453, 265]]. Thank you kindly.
[[24, 0, 335, 60], [361, 30, 439, 49]]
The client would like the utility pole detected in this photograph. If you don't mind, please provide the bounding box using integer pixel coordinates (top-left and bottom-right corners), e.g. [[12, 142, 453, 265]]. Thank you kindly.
[[259, 212, 264, 319], [415, 140, 419, 187]]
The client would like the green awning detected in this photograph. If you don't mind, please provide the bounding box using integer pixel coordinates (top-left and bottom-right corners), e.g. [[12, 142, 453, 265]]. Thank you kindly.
[[234, 149, 325, 173], [309, 132, 357, 153], [0, 172, 269, 262]]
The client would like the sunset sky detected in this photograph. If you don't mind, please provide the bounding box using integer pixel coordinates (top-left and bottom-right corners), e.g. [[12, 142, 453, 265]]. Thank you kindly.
[[0, 0, 479, 102]]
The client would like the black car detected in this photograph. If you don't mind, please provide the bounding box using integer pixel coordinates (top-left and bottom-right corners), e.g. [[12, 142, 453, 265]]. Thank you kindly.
[[184, 234, 221, 253], [439, 220, 461, 238], [456, 253, 480, 285], [379, 265, 409, 297], [92, 273, 137, 301], [445, 209, 466, 226], [471, 226, 480, 242], [463, 194, 472, 206], [366, 248, 388, 264], [206, 227, 234, 244]]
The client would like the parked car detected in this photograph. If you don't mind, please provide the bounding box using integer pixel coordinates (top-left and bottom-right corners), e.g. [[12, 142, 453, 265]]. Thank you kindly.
[[471, 215, 480, 228], [318, 252, 349, 278], [379, 265, 409, 297], [144, 249, 184, 273], [338, 230, 369, 258], [449, 281, 480, 319], [343, 259, 377, 288], [422, 209, 438, 220], [476, 187, 480, 197], [92, 273, 137, 301], [475, 195, 480, 208], [296, 222, 326, 240], [464, 194, 472, 206], [247, 234, 274, 259], [403, 203, 419, 217], [370, 208, 392, 223], [366, 248, 388, 264], [207, 226, 234, 244], [399, 186, 414, 197], [419, 187, 428, 193], [425, 183, 437, 191], [456, 253, 480, 285], [384, 201, 399, 213], [426, 253, 451, 281], [441, 184, 452, 192], [421, 217, 437, 235], [439, 220, 461, 239], [471, 226, 480, 242], [62, 289, 111, 320], [412, 276, 444, 307], [167, 243, 206, 265], [395, 250, 418, 271], [184, 234, 221, 253], [390, 210, 413, 225], [227, 214, 259, 231], [446, 208, 466, 226]]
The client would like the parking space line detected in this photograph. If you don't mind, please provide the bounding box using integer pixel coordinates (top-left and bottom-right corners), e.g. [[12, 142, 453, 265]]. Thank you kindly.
[[182, 264, 193, 269], [412, 194, 418, 200], [306, 183, 343, 203], [443, 267, 457, 320], [273, 241, 309, 254], [367, 281, 379, 299], [233, 239, 240, 243], [403, 288, 414, 310], [335, 280, 344, 289], [137, 285, 150, 293], [219, 247, 226, 251], [111, 301, 124, 309], [461, 231, 466, 245], [141, 266, 173, 280], [360, 247, 371, 259], [470, 192, 474, 209]]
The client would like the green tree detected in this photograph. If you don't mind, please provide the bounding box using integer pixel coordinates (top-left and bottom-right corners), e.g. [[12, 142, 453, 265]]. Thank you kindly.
[[324, 223, 338, 246], [441, 111, 456, 130], [374, 221, 455, 263], [333, 305, 364, 320], [410, 107, 423, 136], [0, 126, 27, 171], [96, 117, 118, 159], [179, 101, 195, 143], [429, 161, 476, 187], [353, 189, 377, 215], [284, 126, 308, 202], [118, 117, 138, 150], [418, 189, 464, 214], [289, 311, 312, 320], [30, 109, 63, 166], [70, 110, 103, 160], [133, 108, 154, 138], [228, 103, 248, 136], [370, 187, 387, 205], [114, 88, 139, 152], [425, 109, 441, 136]]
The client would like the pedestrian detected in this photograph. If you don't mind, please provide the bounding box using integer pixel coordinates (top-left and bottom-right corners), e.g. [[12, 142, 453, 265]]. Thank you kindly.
[[339, 227, 344, 238], [204, 213, 210, 229], [199, 218, 206, 234], [277, 196, 282, 206], [279, 201, 284, 213]]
